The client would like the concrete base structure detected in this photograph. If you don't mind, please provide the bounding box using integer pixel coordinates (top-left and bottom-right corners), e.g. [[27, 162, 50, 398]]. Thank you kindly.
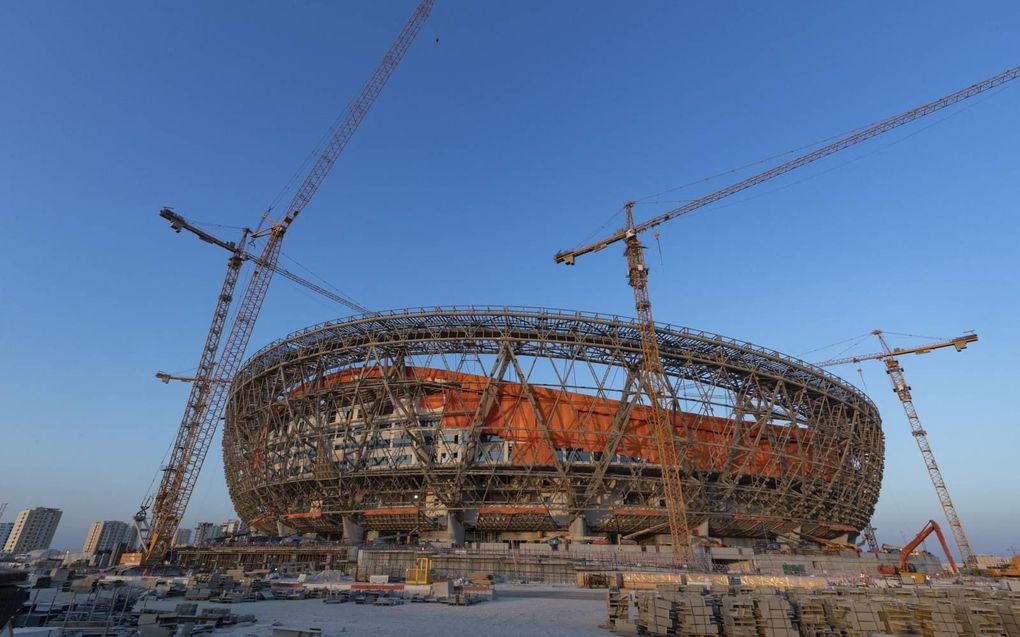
[[175, 542, 946, 582]]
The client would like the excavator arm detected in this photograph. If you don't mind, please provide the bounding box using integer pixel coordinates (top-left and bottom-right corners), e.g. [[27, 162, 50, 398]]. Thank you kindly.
[[899, 520, 958, 575]]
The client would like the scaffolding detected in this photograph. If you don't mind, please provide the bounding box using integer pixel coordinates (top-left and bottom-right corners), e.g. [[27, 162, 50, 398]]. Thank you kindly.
[[223, 306, 883, 543]]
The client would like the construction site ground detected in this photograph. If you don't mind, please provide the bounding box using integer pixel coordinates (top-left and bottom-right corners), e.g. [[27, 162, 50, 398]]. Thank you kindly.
[[17, 585, 606, 635], [136, 587, 605, 637]]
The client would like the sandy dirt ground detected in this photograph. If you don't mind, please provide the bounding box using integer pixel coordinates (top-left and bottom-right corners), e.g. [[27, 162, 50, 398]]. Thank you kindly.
[[137, 590, 608, 637]]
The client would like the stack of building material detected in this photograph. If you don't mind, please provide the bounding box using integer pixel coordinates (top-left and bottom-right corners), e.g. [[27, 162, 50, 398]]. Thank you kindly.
[[990, 602, 1020, 637], [679, 594, 721, 637], [611, 618, 641, 637], [877, 600, 918, 635], [752, 596, 798, 637], [646, 596, 680, 636], [721, 596, 758, 637], [793, 597, 829, 637], [822, 598, 883, 637], [954, 605, 1008, 637], [908, 600, 966, 637], [652, 592, 720, 637], [606, 588, 629, 627]]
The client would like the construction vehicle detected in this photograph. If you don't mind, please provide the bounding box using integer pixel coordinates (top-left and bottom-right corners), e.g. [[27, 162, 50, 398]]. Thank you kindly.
[[123, 0, 435, 567], [799, 531, 861, 555], [817, 331, 977, 565], [554, 64, 1020, 567], [985, 555, 1020, 577], [896, 519, 958, 577], [771, 529, 859, 555]]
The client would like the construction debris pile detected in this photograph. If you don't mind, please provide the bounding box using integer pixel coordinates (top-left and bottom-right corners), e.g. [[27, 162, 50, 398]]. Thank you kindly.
[[607, 585, 1020, 637]]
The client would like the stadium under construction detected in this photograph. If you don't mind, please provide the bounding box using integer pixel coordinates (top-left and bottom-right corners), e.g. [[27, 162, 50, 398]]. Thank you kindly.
[[221, 306, 884, 548]]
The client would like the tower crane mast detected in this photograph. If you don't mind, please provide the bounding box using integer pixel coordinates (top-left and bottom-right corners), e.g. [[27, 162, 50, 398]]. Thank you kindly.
[[623, 203, 695, 566], [817, 330, 977, 565], [553, 65, 1018, 564], [131, 0, 435, 566]]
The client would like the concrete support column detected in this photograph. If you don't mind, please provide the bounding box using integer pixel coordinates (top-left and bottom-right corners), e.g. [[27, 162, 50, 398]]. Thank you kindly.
[[446, 513, 464, 544], [568, 515, 587, 540], [342, 516, 365, 544]]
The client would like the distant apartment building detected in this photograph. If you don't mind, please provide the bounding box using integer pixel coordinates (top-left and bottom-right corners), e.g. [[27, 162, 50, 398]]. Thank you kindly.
[[193, 522, 217, 546], [172, 528, 192, 547], [0, 523, 14, 550], [3, 507, 62, 553], [218, 519, 247, 539], [82, 520, 133, 568], [82, 521, 132, 553]]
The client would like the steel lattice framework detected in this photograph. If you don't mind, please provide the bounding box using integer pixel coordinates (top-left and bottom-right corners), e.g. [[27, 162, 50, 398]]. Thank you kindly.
[[223, 307, 884, 542]]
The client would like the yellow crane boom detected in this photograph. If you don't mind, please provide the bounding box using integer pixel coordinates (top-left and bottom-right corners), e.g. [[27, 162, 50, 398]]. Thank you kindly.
[[555, 64, 1020, 266], [128, 0, 435, 566]]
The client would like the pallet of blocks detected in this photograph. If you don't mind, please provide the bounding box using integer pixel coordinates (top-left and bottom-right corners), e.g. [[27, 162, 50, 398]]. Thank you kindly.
[[990, 602, 1020, 637], [607, 587, 630, 629], [634, 592, 662, 636], [908, 600, 966, 637], [954, 604, 1008, 637], [657, 592, 721, 637], [877, 600, 920, 636], [752, 596, 797, 637], [721, 596, 758, 637], [611, 618, 641, 637], [678, 593, 720, 637], [792, 596, 830, 637], [821, 598, 883, 637]]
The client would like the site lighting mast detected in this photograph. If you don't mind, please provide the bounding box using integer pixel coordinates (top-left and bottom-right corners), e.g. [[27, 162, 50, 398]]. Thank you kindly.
[[552, 64, 1019, 566]]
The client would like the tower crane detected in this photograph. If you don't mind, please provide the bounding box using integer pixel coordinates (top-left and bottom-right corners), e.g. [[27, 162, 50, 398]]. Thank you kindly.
[[552, 64, 1019, 567], [816, 330, 978, 565], [128, 0, 435, 567]]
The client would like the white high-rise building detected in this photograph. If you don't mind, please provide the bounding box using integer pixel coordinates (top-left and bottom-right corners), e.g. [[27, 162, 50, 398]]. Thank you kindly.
[[3, 507, 62, 553], [218, 519, 247, 538], [82, 521, 132, 554]]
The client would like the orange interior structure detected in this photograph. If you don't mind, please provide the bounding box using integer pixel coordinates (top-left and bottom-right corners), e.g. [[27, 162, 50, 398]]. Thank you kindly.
[[283, 366, 827, 480]]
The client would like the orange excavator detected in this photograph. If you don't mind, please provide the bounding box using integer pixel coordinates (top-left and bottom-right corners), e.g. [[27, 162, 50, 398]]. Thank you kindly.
[[896, 520, 958, 576]]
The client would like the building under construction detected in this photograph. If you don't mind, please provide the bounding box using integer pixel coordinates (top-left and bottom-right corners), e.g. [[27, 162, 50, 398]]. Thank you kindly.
[[222, 306, 884, 546]]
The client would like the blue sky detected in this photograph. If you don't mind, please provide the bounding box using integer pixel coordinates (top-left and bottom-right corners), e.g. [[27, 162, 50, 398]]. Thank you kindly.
[[1, 1, 1017, 556]]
